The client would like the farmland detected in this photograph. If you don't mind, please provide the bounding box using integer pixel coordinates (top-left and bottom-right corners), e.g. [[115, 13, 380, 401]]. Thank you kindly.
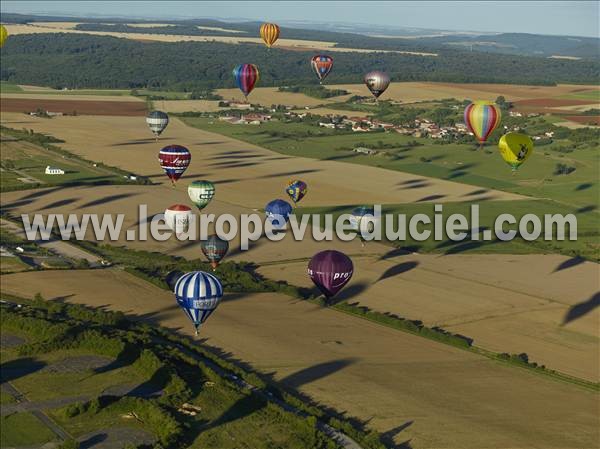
[[1, 77, 598, 449]]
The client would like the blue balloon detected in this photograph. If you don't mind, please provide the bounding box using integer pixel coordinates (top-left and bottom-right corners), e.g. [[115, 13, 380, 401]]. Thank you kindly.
[[265, 199, 293, 229], [174, 271, 223, 335]]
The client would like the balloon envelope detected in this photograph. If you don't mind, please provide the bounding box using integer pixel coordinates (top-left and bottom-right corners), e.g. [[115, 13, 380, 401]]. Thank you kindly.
[[364, 71, 390, 98], [158, 145, 191, 184], [286, 179, 308, 204], [164, 204, 193, 234], [233, 64, 260, 98], [308, 250, 353, 298], [201, 235, 229, 269], [260, 23, 280, 48], [174, 271, 223, 333], [146, 110, 169, 137], [188, 180, 215, 210], [311, 55, 334, 83], [265, 199, 293, 229], [498, 132, 534, 171], [464, 101, 501, 143], [0, 25, 8, 48]]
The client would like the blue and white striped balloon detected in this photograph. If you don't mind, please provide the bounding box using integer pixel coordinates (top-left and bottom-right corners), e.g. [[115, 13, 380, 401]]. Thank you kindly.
[[174, 271, 224, 334]]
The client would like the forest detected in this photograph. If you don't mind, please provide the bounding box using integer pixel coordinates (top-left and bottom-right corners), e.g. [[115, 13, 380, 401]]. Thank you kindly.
[[1, 33, 599, 90]]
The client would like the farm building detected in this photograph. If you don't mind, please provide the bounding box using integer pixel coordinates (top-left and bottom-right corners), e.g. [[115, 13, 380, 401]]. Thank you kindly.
[[45, 166, 65, 175]]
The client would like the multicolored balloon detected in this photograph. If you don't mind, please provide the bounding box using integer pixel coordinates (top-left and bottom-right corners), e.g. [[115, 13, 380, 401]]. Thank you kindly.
[[164, 204, 193, 234], [188, 180, 215, 211], [146, 110, 169, 139], [311, 55, 334, 84], [308, 250, 353, 299], [158, 145, 191, 185], [265, 199, 293, 229], [364, 71, 390, 99], [174, 271, 223, 335], [0, 25, 8, 48], [233, 64, 260, 99], [498, 132, 534, 172], [260, 23, 280, 48], [201, 234, 229, 270], [285, 179, 307, 205], [464, 101, 502, 144]]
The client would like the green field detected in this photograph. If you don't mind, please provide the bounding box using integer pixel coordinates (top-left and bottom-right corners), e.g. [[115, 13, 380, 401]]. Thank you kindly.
[[0, 81, 24, 93], [299, 199, 599, 261], [0, 412, 57, 447], [560, 90, 600, 101], [182, 117, 600, 208]]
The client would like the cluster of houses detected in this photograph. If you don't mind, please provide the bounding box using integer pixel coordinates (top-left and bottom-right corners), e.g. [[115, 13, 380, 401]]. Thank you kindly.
[[218, 112, 273, 125], [318, 115, 473, 139]]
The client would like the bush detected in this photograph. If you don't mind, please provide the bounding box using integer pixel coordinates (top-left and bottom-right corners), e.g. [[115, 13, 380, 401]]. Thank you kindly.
[[553, 163, 576, 175]]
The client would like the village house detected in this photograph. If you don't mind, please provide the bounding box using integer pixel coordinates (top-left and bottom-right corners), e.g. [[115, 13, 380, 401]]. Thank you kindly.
[[353, 147, 378, 155], [45, 166, 65, 175]]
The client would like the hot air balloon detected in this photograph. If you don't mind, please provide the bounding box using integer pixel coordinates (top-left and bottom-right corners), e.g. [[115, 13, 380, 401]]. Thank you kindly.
[[265, 199, 293, 229], [464, 101, 502, 146], [201, 234, 229, 270], [350, 206, 379, 246], [146, 110, 169, 140], [364, 71, 390, 99], [260, 23, 280, 48], [498, 132, 533, 172], [0, 25, 8, 48], [164, 204, 193, 234], [233, 64, 259, 100], [188, 180, 215, 211], [308, 250, 353, 300], [158, 145, 191, 185], [174, 271, 223, 335], [311, 55, 334, 84], [285, 179, 307, 206]]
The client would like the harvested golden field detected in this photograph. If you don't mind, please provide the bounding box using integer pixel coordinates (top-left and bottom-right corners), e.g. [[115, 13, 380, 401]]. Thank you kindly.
[[2, 269, 598, 449], [1, 92, 142, 102], [0, 113, 522, 207], [3, 23, 426, 54], [259, 253, 600, 382], [216, 87, 353, 107], [160, 99, 222, 113], [326, 82, 600, 103]]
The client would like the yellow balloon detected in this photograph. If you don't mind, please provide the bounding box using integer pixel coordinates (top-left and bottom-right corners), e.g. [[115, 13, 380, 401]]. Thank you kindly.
[[498, 132, 534, 171], [0, 25, 8, 48]]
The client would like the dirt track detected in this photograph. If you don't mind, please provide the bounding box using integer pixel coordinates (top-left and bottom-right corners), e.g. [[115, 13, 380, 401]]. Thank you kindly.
[[0, 98, 147, 116], [1, 269, 598, 449]]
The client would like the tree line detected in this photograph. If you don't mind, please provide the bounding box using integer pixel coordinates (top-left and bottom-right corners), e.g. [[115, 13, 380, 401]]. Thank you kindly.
[[1, 34, 599, 91]]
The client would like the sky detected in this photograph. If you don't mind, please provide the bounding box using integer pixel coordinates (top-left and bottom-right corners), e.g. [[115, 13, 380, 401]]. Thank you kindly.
[[1, 1, 599, 38]]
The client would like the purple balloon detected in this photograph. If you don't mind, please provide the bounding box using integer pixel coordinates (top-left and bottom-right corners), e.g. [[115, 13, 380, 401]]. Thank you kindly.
[[308, 250, 353, 298]]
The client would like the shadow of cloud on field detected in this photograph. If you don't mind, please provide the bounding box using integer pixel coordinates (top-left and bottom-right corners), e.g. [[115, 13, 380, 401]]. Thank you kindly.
[[562, 292, 600, 326]]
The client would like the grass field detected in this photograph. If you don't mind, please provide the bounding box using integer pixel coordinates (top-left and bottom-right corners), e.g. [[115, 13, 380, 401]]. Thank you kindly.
[[180, 117, 600, 208], [0, 412, 57, 447], [2, 269, 598, 449], [0, 82, 24, 93], [0, 137, 128, 190]]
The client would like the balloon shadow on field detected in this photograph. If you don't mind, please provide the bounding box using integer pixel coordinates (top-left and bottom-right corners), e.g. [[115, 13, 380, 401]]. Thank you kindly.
[[210, 153, 262, 160], [463, 188, 489, 197], [378, 247, 414, 260], [447, 170, 467, 179], [79, 193, 139, 208], [377, 261, 419, 282], [259, 169, 321, 179], [575, 205, 597, 214], [553, 256, 586, 273], [562, 292, 600, 326], [327, 282, 370, 305], [416, 194, 446, 202], [575, 183, 593, 191], [0, 358, 47, 383], [199, 357, 357, 434], [111, 138, 158, 146], [41, 197, 80, 210]]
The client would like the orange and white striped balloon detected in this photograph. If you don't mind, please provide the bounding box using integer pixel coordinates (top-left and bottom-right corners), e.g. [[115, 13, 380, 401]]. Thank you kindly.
[[260, 23, 280, 48]]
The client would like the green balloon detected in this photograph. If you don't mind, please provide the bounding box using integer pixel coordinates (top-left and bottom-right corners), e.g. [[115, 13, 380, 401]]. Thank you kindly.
[[188, 180, 215, 210]]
